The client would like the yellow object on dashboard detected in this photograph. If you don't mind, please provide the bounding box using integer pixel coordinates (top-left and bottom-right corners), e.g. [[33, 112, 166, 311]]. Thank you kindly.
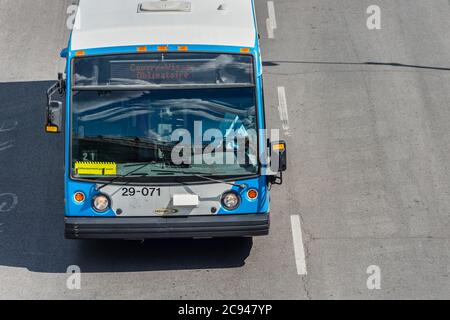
[[75, 162, 117, 176]]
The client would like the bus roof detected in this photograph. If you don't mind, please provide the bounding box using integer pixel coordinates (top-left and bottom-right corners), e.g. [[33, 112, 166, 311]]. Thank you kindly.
[[71, 0, 257, 51]]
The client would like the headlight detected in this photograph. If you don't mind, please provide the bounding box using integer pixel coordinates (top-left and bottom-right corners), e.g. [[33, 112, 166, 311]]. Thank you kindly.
[[221, 192, 240, 210], [92, 194, 110, 213]]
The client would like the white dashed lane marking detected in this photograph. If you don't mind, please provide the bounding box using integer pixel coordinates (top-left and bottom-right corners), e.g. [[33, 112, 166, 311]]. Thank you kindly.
[[267, 1, 277, 29], [290, 215, 307, 275], [277, 86, 290, 136]]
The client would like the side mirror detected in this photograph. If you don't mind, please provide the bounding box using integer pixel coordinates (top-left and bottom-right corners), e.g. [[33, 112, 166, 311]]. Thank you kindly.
[[45, 73, 66, 134], [45, 101, 63, 133], [270, 140, 287, 172]]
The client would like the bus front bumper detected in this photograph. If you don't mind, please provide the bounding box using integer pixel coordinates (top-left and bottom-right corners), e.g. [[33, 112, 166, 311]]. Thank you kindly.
[[65, 214, 270, 239]]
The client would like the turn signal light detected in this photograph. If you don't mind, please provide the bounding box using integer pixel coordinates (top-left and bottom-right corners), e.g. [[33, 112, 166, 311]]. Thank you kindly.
[[247, 189, 258, 200], [273, 143, 286, 151], [74, 192, 85, 203], [45, 125, 59, 133]]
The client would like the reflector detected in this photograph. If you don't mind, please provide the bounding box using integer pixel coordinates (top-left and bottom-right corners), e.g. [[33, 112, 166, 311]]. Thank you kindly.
[[46, 125, 58, 133], [273, 143, 285, 151]]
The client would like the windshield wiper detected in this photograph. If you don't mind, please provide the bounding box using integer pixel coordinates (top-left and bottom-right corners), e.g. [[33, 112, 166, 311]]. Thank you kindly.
[[152, 165, 247, 189], [96, 162, 153, 191], [191, 173, 247, 189], [96, 164, 246, 189]]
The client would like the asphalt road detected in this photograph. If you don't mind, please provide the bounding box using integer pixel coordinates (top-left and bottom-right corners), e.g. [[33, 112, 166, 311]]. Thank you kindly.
[[0, 0, 449, 299]]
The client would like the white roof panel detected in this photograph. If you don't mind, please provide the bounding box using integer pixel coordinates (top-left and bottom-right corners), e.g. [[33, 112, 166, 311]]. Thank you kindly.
[[71, 0, 257, 51]]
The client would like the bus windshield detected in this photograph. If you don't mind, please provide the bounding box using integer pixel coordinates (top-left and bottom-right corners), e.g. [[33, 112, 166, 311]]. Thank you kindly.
[[71, 53, 259, 182]]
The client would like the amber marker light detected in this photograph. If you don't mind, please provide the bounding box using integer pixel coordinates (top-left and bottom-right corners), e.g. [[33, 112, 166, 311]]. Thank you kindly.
[[45, 125, 58, 133], [247, 189, 258, 200], [273, 143, 286, 151], [73, 192, 86, 203]]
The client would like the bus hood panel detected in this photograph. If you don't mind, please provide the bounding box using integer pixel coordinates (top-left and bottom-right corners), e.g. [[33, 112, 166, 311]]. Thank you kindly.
[[100, 183, 227, 217]]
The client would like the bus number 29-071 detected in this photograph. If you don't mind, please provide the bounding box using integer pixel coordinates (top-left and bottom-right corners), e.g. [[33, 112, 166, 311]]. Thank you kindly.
[[121, 187, 161, 197]]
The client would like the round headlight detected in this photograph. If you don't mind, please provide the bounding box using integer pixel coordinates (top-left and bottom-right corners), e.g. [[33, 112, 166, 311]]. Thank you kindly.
[[92, 194, 110, 213], [221, 192, 240, 211]]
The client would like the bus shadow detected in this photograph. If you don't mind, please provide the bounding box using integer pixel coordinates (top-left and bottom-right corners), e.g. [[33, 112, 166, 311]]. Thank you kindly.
[[75, 237, 253, 273], [0, 80, 252, 274]]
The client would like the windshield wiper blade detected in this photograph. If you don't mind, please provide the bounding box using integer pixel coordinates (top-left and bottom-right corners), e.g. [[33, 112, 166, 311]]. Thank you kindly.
[[152, 166, 247, 189], [96, 162, 152, 191], [191, 173, 247, 189]]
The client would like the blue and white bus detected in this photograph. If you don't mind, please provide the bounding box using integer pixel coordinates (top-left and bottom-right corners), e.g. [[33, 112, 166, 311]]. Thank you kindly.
[[45, 0, 287, 239]]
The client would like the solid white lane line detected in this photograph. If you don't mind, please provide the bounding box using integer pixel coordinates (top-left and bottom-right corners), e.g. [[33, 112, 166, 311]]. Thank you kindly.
[[290, 215, 307, 275], [267, 1, 277, 29], [277, 86, 290, 136]]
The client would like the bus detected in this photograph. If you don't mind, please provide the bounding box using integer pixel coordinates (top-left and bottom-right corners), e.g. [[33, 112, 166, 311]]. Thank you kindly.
[[45, 0, 287, 239]]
